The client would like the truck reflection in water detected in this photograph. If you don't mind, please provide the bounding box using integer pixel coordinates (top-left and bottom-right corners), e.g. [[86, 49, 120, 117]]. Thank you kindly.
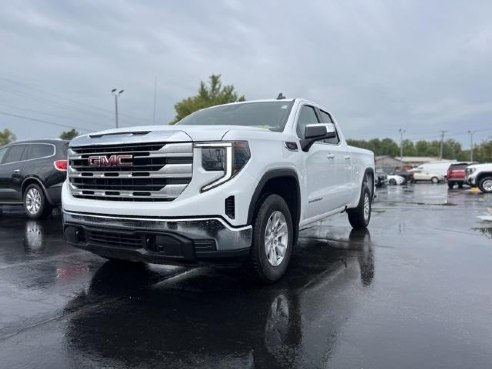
[[64, 229, 375, 369]]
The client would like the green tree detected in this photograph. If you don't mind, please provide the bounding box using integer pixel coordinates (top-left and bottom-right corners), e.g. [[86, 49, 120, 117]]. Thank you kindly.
[[0, 128, 16, 146], [170, 74, 245, 124], [401, 139, 416, 156], [59, 129, 80, 140]]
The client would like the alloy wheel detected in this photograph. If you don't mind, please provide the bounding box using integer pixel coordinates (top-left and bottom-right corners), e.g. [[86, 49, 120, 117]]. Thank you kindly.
[[264, 211, 289, 267], [26, 188, 42, 215]]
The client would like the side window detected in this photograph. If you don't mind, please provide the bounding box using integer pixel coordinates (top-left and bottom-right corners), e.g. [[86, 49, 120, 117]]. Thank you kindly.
[[296, 105, 320, 138], [319, 110, 340, 145], [2, 145, 26, 164], [0, 148, 7, 164], [26, 144, 54, 160]]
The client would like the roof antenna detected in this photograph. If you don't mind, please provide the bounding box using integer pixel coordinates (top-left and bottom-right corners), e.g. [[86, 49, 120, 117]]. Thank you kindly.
[[277, 93, 286, 100]]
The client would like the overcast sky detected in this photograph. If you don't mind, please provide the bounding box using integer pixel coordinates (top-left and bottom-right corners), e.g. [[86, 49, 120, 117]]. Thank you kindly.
[[0, 0, 491, 146]]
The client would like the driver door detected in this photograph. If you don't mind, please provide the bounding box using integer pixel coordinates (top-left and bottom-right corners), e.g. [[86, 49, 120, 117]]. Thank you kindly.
[[297, 105, 336, 219]]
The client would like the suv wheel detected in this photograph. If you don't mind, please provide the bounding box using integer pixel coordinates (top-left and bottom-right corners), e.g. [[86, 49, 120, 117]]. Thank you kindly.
[[448, 181, 455, 189], [243, 194, 293, 283], [347, 185, 371, 230], [478, 176, 492, 193], [23, 184, 52, 219]]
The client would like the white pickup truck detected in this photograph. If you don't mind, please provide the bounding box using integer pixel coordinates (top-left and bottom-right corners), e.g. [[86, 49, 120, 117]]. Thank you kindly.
[[62, 98, 375, 283], [465, 163, 492, 193]]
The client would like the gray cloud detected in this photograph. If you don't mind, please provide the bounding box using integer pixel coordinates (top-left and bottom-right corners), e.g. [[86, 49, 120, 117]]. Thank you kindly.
[[0, 0, 491, 146]]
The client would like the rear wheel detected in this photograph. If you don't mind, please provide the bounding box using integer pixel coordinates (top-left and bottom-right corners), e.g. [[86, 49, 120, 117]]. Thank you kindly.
[[389, 178, 397, 185], [243, 194, 293, 284], [448, 181, 455, 189], [347, 186, 371, 230], [23, 184, 52, 219], [478, 177, 492, 193]]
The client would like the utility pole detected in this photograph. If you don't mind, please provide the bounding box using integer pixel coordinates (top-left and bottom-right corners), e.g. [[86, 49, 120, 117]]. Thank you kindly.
[[398, 128, 406, 171], [439, 130, 447, 160], [468, 130, 475, 162], [153, 77, 157, 124], [111, 88, 124, 128]]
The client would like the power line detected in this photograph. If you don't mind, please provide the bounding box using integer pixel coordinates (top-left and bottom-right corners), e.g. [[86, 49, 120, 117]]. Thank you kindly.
[[0, 76, 154, 124], [0, 111, 90, 132]]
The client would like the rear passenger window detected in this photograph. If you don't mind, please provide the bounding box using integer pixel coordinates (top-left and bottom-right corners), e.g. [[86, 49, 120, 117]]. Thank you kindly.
[[3, 145, 26, 164], [27, 144, 54, 160], [296, 105, 320, 138], [319, 110, 340, 145]]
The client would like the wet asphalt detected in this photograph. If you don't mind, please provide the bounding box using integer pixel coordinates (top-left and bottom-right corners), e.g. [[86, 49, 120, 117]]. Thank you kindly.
[[0, 184, 491, 369]]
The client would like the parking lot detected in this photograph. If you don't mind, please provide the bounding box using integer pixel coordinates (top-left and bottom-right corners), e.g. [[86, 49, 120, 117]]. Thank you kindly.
[[0, 184, 491, 369]]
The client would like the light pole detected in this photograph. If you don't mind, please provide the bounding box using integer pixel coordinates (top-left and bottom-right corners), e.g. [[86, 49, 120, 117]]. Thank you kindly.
[[439, 130, 447, 160], [111, 89, 124, 128], [399, 128, 406, 171], [468, 130, 476, 162]]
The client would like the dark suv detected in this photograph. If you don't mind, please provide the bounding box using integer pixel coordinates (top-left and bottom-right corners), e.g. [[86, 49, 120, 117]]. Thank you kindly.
[[0, 139, 68, 218]]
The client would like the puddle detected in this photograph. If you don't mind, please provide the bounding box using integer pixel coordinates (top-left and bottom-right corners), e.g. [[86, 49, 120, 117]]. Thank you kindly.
[[471, 227, 492, 239]]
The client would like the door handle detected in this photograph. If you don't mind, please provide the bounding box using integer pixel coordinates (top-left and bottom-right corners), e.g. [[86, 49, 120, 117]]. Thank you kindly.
[[326, 154, 335, 159], [13, 169, 20, 173], [344, 155, 351, 160]]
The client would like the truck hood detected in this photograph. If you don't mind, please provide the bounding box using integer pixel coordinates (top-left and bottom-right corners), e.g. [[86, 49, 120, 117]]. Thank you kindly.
[[71, 125, 269, 146]]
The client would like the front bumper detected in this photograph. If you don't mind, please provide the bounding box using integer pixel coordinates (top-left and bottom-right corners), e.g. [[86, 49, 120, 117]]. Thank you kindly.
[[465, 175, 477, 187], [63, 211, 252, 265]]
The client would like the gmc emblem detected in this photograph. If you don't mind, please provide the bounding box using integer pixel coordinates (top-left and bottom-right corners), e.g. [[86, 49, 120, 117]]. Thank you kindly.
[[88, 154, 133, 167]]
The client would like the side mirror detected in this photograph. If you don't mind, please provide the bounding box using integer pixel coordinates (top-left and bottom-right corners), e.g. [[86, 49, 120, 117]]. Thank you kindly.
[[301, 123, 336, 152]]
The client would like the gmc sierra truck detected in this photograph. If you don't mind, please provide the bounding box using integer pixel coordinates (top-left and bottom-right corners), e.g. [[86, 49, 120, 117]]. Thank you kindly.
[[62, 98, 375, 283], [465, 163, 492, 193]]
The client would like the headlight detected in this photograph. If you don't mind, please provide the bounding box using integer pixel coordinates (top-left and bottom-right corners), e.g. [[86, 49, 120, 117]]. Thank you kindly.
[[202, 147, 226, 171], [195, 141, 250, 192]]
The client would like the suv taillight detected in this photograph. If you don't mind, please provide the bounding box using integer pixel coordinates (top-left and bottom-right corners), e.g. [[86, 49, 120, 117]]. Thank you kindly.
[[54, 160, 68, 171]]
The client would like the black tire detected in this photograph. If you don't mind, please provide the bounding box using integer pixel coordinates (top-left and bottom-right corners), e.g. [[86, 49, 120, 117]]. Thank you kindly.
[[448, 181, 455, 189], [243, 194, 294, 284], [23, 183, 52, 219], [458, 183, 464, 189], [347, 185, 371, 230], [431, 177, 439, 184], [478, 176, 492, 193], [389, 178, 397, 185]]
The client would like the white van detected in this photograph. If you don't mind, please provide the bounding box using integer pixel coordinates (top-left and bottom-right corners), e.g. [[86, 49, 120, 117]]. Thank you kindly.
[[412, 161, 456, 177]]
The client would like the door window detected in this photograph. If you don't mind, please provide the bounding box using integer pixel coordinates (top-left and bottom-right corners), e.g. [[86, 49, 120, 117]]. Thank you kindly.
[[319, 110, 340, 145], [2, 145, 26, 164], [296, 105, 320, 138], [26, 144, 54, 160]]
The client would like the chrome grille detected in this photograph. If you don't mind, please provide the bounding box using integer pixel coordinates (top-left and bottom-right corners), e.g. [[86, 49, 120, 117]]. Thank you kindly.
[[68, 142, 193, 201]]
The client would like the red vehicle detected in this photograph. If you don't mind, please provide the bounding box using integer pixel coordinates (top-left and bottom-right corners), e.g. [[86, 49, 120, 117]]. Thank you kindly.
[[447, 162, 475, 189]]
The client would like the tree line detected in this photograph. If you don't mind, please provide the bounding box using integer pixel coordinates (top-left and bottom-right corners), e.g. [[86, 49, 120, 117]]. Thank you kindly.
[[346, 138, 492, 162]]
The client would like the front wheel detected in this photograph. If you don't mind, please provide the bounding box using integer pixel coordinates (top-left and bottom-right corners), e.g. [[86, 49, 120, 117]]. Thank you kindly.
[[347, 186, 372, 230], [478, 177, 492, 193], [243, 194, 294, 284], [389, 179, 396, 185], [431, 177, 439, 184]]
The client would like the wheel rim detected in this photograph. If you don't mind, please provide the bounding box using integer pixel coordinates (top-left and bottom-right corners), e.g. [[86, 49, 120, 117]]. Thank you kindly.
[[483, 180, 492, 192], [264, 211, 289, 267], [363, 193, 370, 221], [26, 188, 41, 215], [432, 177, 438, 183]]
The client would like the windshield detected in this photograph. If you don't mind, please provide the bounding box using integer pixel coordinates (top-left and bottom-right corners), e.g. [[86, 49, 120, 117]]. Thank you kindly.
[[177, 101, 294, 131]]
